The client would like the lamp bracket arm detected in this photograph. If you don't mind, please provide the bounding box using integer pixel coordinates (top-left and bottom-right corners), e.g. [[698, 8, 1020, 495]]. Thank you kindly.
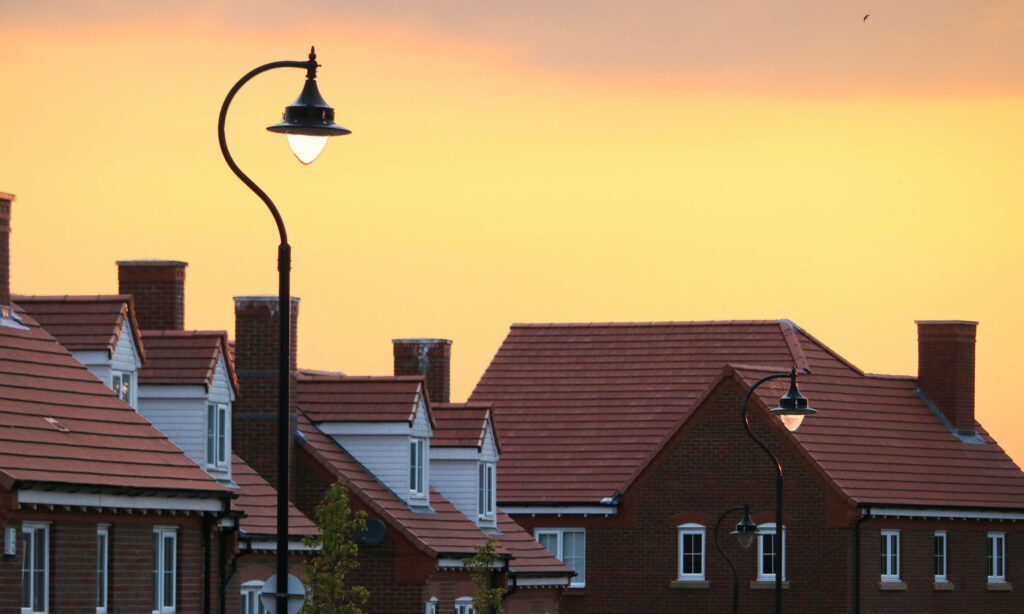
[[741, 372, 790, 479], [217, 59, 313, 246]]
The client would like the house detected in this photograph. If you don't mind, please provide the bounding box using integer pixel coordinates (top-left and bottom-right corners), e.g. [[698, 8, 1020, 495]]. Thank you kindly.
[[470, 320, 1024, 613], [0, 193, 236, 613]]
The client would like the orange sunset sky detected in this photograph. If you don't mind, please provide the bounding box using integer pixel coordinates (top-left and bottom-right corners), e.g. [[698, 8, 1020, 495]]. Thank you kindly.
[[2, 2, 1024, 466]]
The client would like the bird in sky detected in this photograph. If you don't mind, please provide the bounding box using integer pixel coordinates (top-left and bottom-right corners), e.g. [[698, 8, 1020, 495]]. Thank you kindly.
[[864, 14, 870, 21]]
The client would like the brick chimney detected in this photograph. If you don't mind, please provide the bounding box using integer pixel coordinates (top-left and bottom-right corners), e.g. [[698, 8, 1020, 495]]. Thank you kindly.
[[117, 260, 187, 330], [917, 320, 978, 434], [0, 192, 12, 312], [232, 296, 300, 495], [393, 338, 452, 403]]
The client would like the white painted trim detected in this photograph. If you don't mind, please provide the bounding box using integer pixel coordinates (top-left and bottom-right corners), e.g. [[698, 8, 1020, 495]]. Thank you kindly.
[[511, 576, 572, 587], [866, 507, 1024, 521], [18, 490, 224, 512], [242, 539, 318, 552], [317, 422, 412, 436], [501, 505, 617, 516]]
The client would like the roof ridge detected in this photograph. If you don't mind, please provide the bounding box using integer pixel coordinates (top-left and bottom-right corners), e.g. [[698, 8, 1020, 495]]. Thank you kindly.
[[12, 294, 133, 303], [510, 320, 782, 329]]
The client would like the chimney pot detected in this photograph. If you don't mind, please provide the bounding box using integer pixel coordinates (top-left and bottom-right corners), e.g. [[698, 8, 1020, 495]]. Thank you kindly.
[[916, 320, 978, 434]]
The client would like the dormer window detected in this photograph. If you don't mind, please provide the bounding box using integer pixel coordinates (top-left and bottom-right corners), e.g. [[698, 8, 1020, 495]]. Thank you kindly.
[[111, 371, 134, 406], [206, 403, 228, 469], [410, 438, 427, 497], [478, 462, 495, 520]]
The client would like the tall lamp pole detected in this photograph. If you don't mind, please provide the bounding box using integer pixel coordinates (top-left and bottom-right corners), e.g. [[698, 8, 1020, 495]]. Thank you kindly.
[[741, 368, 815, 614], [218, 47, 350, 613], [715, 504, 759, 614]]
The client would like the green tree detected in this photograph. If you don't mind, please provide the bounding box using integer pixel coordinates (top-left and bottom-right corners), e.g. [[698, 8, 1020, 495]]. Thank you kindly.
[[301, 482, 370, 614], [461, 538, 506, 614]]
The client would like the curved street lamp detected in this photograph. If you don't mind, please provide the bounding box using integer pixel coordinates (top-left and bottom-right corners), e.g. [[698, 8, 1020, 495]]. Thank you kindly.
[[741, 368, 815, 614], [715, 504, 759, 614], [218, 46, 350, 614]]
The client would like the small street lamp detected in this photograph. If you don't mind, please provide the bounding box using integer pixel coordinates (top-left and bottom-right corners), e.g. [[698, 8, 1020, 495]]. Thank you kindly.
[[217, 46, 350, 614], [715, 504, 759, 614], [741, 368, 815, 614]]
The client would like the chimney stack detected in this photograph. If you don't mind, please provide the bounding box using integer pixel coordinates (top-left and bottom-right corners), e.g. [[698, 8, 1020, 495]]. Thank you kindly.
[[393, 338, 452, 403], [117, 260, 187, 330], [0, 192, 13, 312], [917, 320, 978, 434], [232, 296, 300, 494]]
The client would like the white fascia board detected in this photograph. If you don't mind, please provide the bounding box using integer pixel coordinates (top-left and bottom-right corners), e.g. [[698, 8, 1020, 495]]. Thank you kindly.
[[866, 506, 1024, 521], [501, 505, 617, 516], [18, 489, 225, 512], [316, 422, 412, 436], [430, 447, 479, 461], [243, 539, 318, 552], [438, 557, 501, 569], [138, 384, 207, 400], [513, 576, 572, 587], [72, 350, 110, 367]]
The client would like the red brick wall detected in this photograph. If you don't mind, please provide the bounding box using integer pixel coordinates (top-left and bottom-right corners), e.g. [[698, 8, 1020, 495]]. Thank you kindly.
[[0, 510, 222, 614], [393, 338, 452, 404], [117, 260, 187, 331], [504, 587, 562, 614]]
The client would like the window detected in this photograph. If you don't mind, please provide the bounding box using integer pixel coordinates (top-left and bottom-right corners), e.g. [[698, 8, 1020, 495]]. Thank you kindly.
[[206, 403, 228, 469], [478, 462, 495, 520], [454, 597, 474, 614], [536, 528, 586, 588], [988, 532, 1006, 583], [880, 530, 900, 582], [424, 597, 438, 614], [153, 527, 177, 613], [97, 525, 109, 613], [757, 524, 786, 582], [241, 581, 267, 614], [21, 522, 49, 614], [677, 524, 705, 581], [934, 530, 947, 583], [111, 371, 133, 406], [409, 438, 426, 497]]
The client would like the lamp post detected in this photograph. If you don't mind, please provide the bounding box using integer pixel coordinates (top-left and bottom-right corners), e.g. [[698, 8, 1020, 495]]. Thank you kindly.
[[741, 368, 815, 614], [714, 504, 758, 614], [218, 47, 350, 613]]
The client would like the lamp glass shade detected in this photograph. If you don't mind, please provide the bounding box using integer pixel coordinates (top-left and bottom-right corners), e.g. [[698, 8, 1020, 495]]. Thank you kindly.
[[286, 134, 328, 165], [770, 370, 816, 431], [731, 509, 760, 549]]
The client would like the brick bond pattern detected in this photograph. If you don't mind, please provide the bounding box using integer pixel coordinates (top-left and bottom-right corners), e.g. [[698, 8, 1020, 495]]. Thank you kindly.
[[117, 261, 187, 332]]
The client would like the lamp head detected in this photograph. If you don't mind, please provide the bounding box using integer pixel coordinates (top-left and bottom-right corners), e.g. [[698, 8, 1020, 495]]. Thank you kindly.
[[770, 368, 816, 431], [266, 47, 351, 164], [730, 506, 759, 549]]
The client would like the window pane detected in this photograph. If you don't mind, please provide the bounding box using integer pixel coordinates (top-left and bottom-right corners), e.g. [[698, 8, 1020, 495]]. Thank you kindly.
[[21, 533, 31, 608], [409, 441, 417, 491], [154, 533, 160, 611], [537, 533, 557, 556], [217, 405, 227, 464], [97, 532, 107, 607], [478, 464, 485, 513], [163, 535, 175, 607], [207, 404, 216, 465]]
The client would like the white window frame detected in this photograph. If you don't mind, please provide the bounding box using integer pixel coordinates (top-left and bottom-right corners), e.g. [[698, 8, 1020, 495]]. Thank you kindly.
[[756, 524, 786, 582], [677, 523, 706, 581], [535, 528, 586, 588], [424, 597, 438, 614], [409, 438, 427, 498], [454, 596, 475, 614], [988, 532, 1006, 583], [96, 524, 109, 614], [153, 527, 177, 614], [111, 371, 134, 406], [21, 522, 50, 614], [241, 580, 266, 614], [880, 529, 900, 582], [934, 530, 947, 583], [478, 462, 496, 520], [206, 403, 229, 469]]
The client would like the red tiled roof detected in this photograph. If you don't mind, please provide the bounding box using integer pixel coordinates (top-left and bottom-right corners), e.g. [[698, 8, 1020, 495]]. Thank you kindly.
[[13, 294, 145, 362], [140, 330, 237, 393], [0, 304, 227, 494], [469, 321, 801, 503], [232, 454, 317, 538], [297, 375, 430, 426], [471, 320, 1024, 510], [432, 403, 498, 451], [496, 511, 573, 577], [296, 414, 499, 557], [733, 359, 1024, 509]]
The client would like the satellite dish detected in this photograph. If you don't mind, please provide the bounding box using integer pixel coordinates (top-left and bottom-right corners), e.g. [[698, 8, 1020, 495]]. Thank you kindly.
[[260, 574, 305, 614], [357, 518, 386, 546]]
